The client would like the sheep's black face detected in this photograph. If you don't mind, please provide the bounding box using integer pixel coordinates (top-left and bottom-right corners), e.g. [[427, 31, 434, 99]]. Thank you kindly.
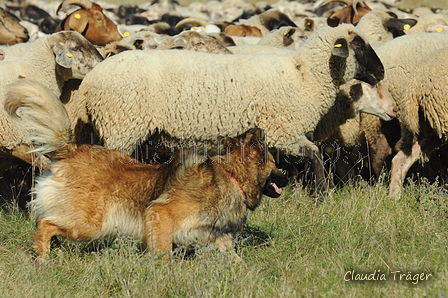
[[351, 36, 384, 86]]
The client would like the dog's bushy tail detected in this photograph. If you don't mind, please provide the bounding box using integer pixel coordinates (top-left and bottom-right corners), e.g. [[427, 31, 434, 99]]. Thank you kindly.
[[5, 79, 74, 159]]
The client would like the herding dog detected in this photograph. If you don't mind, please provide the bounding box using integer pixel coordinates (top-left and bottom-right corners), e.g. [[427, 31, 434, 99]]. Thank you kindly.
[[4, 79, 288, 263]]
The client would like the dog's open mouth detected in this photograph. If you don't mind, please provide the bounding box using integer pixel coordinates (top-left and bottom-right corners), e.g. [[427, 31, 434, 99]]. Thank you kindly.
[[263, 171, 289, 198]]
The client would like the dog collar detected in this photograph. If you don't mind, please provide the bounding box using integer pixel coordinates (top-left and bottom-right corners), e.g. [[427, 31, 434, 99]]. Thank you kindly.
[[227, 172, 245, 197]]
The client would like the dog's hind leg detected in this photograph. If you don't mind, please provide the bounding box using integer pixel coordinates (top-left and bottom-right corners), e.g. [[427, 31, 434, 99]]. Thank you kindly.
[[33, 219, 65, 264]]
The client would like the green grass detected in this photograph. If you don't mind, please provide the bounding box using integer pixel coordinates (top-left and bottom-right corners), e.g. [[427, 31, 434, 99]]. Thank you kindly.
[[1, 178, 447, 297]]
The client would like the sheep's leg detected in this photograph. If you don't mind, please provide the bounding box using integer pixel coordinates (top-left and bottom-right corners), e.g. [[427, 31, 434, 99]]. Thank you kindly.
[[389, 142, 422, 199], [215, 233, 242, 262], [143, 205, 173, 256], [371, 133, 392, 178], [33, 219, 64, 264], [288, 138, 328, 199]]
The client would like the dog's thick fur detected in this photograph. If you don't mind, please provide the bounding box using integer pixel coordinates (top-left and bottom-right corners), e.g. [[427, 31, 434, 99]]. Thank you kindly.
[[4, 79, 287, 262]]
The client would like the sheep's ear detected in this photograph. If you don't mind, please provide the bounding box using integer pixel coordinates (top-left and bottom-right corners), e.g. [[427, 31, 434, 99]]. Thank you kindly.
[[53, 44, 73, 68], [332, 38, 348, 58], [386, 18, 417, 32], [304, 18, 314, 31]]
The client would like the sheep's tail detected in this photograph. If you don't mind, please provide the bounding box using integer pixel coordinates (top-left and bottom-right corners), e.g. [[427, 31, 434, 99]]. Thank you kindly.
[[4, 79, 75, 159]]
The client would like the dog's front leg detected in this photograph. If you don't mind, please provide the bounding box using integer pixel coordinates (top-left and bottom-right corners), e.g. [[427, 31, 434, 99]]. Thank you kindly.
[[215, 234, 243, 262], [143, 207, 173, 258]]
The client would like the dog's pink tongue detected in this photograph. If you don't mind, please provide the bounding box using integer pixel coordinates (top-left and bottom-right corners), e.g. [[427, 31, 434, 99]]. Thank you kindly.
[[271, 183, 282, 194]]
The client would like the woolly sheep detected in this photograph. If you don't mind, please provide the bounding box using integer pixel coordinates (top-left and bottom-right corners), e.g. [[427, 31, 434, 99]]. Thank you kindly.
[[159, 31, 233, 54], [257, 26, 307, 50], [236, 9, 297, 36], [75, 24, 384, 196], [343, 33, 448, 178], [404, 13, 448, 34], [355, 10, 417, 46], [389, 47, 448, 199], [0, 31, 104, 169]]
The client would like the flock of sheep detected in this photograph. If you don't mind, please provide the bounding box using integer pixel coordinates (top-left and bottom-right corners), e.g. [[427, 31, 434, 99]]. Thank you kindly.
[[0, 0, 448, 201]]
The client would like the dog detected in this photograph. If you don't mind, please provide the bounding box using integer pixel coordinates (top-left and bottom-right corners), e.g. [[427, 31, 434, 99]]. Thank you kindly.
[[5, 79, 288, 262]]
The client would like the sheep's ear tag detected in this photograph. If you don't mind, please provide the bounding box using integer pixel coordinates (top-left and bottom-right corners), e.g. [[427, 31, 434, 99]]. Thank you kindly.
[[403, 24, 411, 30], [437, 27, 444, 32], [332, 38, 348, 58], [123, 31, 131, 37], [53, 44, 73, 68], [350, 79, 361, 85], [74, 13, 81, 20]]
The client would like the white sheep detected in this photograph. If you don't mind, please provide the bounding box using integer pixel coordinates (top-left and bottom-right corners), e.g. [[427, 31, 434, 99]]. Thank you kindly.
[[389, 47, 448, 199], [355, 10, 417, 46], [343, 32, 448, 178], [404, 13, 448, 34], [75, 24, 384, 196], [257, 26, 307, 50], [0, 31, 104, 170]]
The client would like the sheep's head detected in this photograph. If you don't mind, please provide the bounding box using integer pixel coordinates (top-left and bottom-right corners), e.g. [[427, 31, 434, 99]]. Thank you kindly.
[[49, 31, 104, 80], [56, 0, 122, 46], [322, 24, 384, 86]]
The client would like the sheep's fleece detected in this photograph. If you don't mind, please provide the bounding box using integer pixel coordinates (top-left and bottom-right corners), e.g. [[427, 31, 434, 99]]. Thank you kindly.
[[78, 24, 383, 159]]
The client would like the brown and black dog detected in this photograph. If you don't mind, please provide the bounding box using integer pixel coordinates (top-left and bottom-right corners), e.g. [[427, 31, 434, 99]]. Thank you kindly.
[[5, 79, 288, 263]]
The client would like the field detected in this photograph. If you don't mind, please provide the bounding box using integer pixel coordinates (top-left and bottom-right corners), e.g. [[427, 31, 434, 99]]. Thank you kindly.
[[1, 172, 447, 297], [1, 0, 447, 296]]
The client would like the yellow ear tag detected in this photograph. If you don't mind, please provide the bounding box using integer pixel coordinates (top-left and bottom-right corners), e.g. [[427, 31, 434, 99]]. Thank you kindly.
[[283, 29, 289, 36], [106, 52, 112, 58], [435, 9, 441, 13], [74, 13, 81, 19], [192, 26, 199, 30], [123, 32, 130, 37], [437, 27, 444, 32], [403, 24, 411, 30], [334, 44, 342, 48], [66, 53, 73, 58], [306, 22, 311, 26]]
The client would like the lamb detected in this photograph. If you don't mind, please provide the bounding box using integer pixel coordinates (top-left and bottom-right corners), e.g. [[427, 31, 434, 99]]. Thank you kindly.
[[75, 24, 384, 197], [389, 47, 448, 199], [0, 31, 104, 170]]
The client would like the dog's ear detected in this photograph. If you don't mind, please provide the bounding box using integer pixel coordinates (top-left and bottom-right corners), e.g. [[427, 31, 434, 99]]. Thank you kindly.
[[221, 136, 237, 148]]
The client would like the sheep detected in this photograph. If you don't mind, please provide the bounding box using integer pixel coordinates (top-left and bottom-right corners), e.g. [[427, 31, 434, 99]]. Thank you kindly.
[[75, 24, 384, 197], [55, 0, 122, 46], [371, 33, 448, 157], [0, 31, 104, 170], [0, 7, 29, 45], [389, 47, 448, 199], [334, 32, 448, 180], [404, 13, 448, 34], [1, 42, 33, 56], [355, 10, 417, 46], [164, 31, 233, 54], [257, 26, 307, 50], [233, 9, 297, 37]]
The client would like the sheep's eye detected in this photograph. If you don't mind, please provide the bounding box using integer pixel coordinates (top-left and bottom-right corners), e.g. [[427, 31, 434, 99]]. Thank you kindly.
[[71, 47, 80, 52]]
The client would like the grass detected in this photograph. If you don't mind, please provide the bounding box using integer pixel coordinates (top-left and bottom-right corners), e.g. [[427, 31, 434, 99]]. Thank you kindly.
[[1, 175, 447, 297]]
